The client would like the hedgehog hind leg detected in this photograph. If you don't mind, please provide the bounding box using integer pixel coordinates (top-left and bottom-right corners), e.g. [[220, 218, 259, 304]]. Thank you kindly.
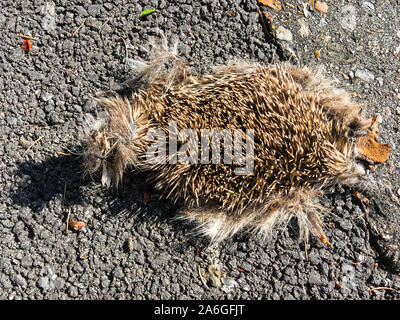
[[288, 192, 332, 245], [179, 190, 332, 246], [303, 208, 332, 246], [254, 189, 332, 245]]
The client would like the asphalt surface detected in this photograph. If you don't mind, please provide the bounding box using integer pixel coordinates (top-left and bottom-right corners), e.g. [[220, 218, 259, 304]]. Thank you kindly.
[[1, 0, 399, 300]]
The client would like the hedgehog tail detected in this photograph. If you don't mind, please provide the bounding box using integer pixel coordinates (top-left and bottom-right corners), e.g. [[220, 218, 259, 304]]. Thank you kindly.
[[179, 189, 331, 245]]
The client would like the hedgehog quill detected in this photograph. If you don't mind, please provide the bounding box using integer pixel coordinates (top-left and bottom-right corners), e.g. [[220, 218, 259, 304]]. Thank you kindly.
[[83, 37, 391, 245]]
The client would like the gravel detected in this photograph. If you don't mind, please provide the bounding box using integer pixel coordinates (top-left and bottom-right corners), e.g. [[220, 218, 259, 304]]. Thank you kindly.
[[1, 0, 399, 300]]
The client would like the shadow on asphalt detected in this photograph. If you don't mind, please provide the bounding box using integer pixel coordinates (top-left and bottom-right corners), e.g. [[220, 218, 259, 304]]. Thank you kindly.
[[10, 148, 189, 234], [11, 153, 87, 212]]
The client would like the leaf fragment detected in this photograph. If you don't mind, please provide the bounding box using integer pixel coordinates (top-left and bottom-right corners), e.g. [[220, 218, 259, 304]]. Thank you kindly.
[[258, 0, 282, 11], [68, 220, 86, 231], [357, 134, 392, 163], [140, 8, 156, 17], [356, 114, 392, 163], [21, 39, 32, 52], [315, 49, 321, 60]]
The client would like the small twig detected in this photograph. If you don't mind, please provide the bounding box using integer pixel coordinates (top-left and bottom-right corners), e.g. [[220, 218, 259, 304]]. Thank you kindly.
[[65, 208, 71, 234], [23, 135, 43, 156], [198, 265, 209, 289], [69, 18, 87, 37], [368, 287, 397, 295], [56, 151, 71, 156], [17, 33, 39, 41], [99, 17, 112, 37]]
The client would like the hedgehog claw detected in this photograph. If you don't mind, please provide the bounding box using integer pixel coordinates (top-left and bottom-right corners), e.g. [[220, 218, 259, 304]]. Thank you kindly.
[[319, 234, 332, 246]]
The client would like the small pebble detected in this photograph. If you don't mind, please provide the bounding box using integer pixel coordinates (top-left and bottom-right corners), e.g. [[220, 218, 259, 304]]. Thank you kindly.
[[276, 26, 293, 42], [309, 270, 325, 286], [355, 69, 375, 82], [15, 274, 27, 287], [242, 284, 251, 291], [315, 1, 328, 14], [113, 266, 124, 279], [53, 278, 65, 290], [340, 5, 357, 31], [41, 3, 56, 31], [341, 264, 357, 290], [41, 92, 53, 102], [362, 1, 374, 11], [37, 277, 50, 290], [221, 278, 238, 293], [6, 117, 17, 126]]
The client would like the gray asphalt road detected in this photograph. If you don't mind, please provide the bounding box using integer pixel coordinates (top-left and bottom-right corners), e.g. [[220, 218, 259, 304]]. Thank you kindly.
[[1, 0, 399, 300]]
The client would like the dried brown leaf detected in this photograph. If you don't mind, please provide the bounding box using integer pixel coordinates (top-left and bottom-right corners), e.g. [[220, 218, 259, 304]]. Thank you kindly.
[[21, 39, 32, 52], [357, 135, 391, 163], [68, 220, 86, 231], [356, 115, 392, 164], [258, 0, 282, 11]]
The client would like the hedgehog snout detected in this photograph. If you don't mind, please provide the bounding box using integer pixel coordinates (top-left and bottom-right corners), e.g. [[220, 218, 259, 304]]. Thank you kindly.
[[84, 152, 103, 174], [84, 130, 113, 174]]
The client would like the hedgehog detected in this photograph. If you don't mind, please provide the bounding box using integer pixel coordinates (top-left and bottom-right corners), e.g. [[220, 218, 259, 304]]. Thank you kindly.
[[82, 38, 391, 245]]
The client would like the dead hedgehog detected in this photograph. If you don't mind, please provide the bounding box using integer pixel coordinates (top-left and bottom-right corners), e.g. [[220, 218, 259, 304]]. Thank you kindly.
[[82, 38, 391, 245]]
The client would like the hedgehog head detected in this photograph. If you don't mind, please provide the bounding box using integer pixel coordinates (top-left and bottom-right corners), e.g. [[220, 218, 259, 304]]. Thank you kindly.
[[84, 131, 106, 174], [82, 96, 154, 187], [82, 118, 118, 187]]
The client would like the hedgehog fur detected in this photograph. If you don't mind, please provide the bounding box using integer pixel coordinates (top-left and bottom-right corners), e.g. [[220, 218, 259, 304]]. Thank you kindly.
[[82, 38, 391, 244]]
